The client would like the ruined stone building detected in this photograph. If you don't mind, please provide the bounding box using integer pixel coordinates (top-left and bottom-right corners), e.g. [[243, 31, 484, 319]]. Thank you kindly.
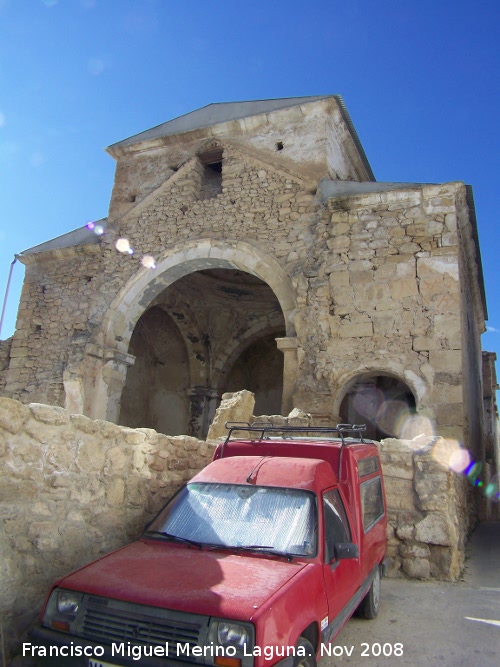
[[0, 95, 498, 481]]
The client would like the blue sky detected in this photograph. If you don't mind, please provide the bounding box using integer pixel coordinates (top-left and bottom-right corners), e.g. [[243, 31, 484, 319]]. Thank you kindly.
[[1, 0, 499, 374]]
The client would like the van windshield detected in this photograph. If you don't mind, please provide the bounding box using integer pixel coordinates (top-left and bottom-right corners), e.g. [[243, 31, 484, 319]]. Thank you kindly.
[[146, 483, 317, 557]]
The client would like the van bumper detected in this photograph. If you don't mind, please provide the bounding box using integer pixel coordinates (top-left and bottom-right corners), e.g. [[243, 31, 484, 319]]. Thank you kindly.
[[29, 626, 207, 667]]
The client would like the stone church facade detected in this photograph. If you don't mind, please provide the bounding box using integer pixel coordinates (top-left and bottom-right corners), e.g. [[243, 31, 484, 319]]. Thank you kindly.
[[0, 95, 497, 478]]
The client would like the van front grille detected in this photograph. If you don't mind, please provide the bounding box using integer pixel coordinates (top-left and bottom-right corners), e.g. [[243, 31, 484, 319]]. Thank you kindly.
[[80, 596, 206, 658]]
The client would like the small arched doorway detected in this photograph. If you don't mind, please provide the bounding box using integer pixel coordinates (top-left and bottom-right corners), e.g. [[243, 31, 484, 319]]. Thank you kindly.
[[339, 373, 416, 441]]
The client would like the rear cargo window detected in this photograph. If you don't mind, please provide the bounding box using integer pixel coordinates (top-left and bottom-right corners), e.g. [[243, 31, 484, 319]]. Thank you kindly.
[[360, 476, 384, 531], [358, 456, 379, 478]]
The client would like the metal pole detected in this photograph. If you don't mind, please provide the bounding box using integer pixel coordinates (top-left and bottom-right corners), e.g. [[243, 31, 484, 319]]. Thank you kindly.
[[0, 257, 17, 339]]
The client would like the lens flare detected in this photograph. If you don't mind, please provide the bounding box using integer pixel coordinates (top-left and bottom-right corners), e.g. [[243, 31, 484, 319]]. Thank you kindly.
[[484, 477, 500, 500], [86, 222, 104, 236], [399, 415, 435, 441], [115, 238, 134, 254], [141, 255, 156, 269], [464, 461, 483, 485], [375, 399, 409, 436], [449, 447, 473, 474], [430, 440, 500, 502], [432, 439, 471, 472], [352, 387, 383, 420]]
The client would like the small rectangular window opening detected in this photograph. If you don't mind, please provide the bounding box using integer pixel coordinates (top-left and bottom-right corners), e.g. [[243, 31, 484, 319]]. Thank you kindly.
[[199, 150, 223, 199]]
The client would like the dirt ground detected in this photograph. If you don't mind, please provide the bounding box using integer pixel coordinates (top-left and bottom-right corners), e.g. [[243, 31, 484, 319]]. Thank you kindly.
[[320, 522, 500, 667]]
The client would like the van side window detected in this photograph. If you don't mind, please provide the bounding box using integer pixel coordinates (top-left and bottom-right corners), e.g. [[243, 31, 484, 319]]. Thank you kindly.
[[360, 476, 385, 531], [323, 489, 351, 562]]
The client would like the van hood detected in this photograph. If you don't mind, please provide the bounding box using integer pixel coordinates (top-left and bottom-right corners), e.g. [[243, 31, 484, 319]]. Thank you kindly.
[[59, 539, 308, 620]]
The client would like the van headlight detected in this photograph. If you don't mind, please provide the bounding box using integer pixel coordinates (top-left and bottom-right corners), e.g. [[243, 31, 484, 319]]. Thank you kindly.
[[56, 590, 82, 615], [42, 588, 83, 633], [208, 618, 255, 666], [217, 622, 251, 650]]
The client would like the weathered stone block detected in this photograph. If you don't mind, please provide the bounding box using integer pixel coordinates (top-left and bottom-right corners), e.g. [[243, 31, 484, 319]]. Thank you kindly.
[[428, 544, 463, 581], [0, 397, 30, 434], [70, 412, 100, 434], [76, 437, 106, 472], [401, 556, 430, 580], [428, 349, 463, 372], [107, 478, 126, 506], [395, 523, 415, 540], [414, 471, 451, 512], [338, 321, 373, 338], [29, 403, 70, 425], [207, 390, 255, 440], [384, 477, 416, 511], [105, 445, 129, 472], [436, 402, 464, 426], [28, 521, 60, 552], [414, 513, 456, 546]]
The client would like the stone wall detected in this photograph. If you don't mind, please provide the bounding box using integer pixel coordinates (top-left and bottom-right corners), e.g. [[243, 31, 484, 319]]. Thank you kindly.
[[0, 337, 12, 393], [295, 183, 469, 437], [379, 437, 471, 580], [0, 398, 214, 663]]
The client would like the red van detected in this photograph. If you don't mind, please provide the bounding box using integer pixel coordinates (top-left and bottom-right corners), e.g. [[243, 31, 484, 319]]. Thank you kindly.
[[30, 424, 388, 667]]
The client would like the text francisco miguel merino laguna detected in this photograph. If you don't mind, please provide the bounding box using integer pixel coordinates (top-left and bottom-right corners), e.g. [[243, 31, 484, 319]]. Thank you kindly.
[[23, 641, 335, 660]]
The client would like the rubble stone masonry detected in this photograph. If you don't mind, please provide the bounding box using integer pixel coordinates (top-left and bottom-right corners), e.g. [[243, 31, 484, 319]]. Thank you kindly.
[[4, 168, 478, 452], [0, 397, 214, 662]]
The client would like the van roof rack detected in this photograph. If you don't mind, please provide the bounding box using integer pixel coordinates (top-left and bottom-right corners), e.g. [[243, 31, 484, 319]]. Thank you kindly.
[[223, 422, 367, 446], [221, 422, 369, 481]]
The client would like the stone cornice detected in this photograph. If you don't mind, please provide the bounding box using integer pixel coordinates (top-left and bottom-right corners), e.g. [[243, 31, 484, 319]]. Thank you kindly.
[[16, 242, 103, 265]]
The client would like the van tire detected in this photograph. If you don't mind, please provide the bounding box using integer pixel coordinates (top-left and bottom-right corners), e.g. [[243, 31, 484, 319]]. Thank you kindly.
[[356, 566, 381, 619], [295, 637, 316, 667]]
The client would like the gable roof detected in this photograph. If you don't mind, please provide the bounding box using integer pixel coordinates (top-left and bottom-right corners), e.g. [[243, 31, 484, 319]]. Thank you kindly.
[[18, 219, 108, 258], [107, 95, 375, 182], [108, 96, 332, 149]]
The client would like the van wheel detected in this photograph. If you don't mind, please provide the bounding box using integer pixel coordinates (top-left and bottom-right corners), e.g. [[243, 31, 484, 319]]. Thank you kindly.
[[295, 637, 316, 667], [356, 566, 381, 619]]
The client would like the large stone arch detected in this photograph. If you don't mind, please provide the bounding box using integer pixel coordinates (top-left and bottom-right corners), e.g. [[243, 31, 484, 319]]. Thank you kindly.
[[84, 239, 297, 425]]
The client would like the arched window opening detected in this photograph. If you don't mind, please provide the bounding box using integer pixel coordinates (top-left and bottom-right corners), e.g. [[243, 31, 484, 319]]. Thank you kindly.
[[339, 374, 416, 441]]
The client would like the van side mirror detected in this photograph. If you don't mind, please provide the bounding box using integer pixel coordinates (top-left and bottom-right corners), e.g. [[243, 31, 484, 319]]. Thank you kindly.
[[334, 542, 359, 559]]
